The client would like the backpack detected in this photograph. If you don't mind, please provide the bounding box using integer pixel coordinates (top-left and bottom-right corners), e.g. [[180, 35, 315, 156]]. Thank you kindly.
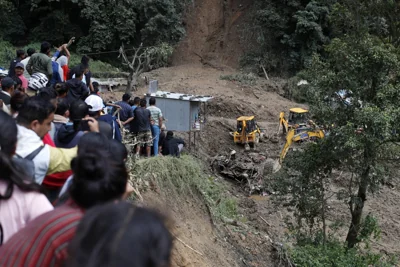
[[13, 145, 44, 181]]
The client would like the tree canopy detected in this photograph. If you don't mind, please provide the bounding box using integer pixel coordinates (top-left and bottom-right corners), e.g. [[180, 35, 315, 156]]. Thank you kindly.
[[0, 0, 186, 54]]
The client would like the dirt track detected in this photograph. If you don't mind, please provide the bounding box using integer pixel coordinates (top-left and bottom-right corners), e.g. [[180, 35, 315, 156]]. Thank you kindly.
[[103, 64, 400, 266]]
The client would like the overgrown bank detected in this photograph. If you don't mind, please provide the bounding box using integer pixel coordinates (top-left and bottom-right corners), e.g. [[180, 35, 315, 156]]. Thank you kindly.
[[128, 155, 238, 222]]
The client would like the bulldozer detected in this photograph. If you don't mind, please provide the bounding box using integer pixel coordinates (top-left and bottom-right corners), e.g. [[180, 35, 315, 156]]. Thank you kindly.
[[232, 116, 261, 150], [279, 123, 325, 163], [278, 108, 309, 135]]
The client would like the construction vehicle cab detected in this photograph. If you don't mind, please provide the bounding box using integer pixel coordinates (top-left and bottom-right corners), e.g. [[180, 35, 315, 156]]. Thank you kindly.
[[233, 116, 261, 150], [279, 108, 309, 134]]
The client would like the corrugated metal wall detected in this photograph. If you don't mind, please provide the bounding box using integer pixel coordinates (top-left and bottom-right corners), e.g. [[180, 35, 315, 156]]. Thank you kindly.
[[146, 97, 201, 131]]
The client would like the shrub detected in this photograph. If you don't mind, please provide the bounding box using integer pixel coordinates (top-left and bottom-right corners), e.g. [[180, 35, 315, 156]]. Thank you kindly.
[[128, 155, 238, 220], [288, 239, 397, 267], [220, 72, 258, 86], [0, 41, 16, 68]]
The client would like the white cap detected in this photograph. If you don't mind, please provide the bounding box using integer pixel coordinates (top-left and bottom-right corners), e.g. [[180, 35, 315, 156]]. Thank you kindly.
[[85, 94, 104, 112]]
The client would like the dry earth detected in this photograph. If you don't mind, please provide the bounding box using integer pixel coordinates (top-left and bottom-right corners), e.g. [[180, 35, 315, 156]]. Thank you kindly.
[[103, 64, 400, 266]]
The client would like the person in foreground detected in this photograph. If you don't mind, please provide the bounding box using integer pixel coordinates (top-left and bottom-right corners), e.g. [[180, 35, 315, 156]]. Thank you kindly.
[[67, 202, 173, 267], [0, 133, 128, 267], [0, 110, 53, 244]]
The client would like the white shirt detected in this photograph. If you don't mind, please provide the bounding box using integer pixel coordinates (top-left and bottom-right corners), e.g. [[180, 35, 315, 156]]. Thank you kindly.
[[16, 125, 51, 184], [20, 57, 31, 79]]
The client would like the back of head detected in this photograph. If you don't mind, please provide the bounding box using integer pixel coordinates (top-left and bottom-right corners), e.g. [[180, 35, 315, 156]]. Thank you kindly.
[[55, 98, 69, 116], [27, 48, 35, 57], [75, 65, 85, 78], [0, 110, 18, 156], [76, 132, 110, 155], [122, 93, 131, 102], [54, 82, 69, 96], [69, 100, 89, 121], [69, 148, 127, 209], [167, 131, 173, 137], [149, 97, 156, 106], [40, 42, 51, 54], [16, 49, 25, 58], [10, 90, 28, 113], [81, 55, 90, 66], [67, 202, 173, 267], [133, 97, 140, 105], [92, 82, 99, 94], [37, 87, 58, 102], [109, 140, 128, 163], [140, 98, 147, 107], [17, 96, 56, 126]]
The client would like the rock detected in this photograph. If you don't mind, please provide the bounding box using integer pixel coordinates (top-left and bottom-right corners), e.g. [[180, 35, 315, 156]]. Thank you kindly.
[[240, 234, 246, 241]]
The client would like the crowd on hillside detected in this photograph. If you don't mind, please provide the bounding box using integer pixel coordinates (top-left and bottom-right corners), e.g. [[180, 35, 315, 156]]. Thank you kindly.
[[0, 42, 187, 266]]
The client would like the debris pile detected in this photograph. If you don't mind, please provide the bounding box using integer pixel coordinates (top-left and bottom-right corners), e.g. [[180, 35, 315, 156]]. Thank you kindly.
[[211, 151, 279, 194]]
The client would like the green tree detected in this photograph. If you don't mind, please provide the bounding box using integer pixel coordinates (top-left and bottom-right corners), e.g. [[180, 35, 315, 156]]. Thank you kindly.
[[78, 0, 185, 53], [280, 34, 400, 248], [248, 0, 332, 73]]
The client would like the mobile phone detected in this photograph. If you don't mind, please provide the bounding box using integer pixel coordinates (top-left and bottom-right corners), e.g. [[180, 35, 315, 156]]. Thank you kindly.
[[80, 120, 90, 131]]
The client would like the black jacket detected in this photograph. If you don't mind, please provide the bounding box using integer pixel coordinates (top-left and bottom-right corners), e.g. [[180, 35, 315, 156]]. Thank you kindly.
[[55, 124, 83, 148], [66, 78, 89, 104], [162, 136, 185, 157]]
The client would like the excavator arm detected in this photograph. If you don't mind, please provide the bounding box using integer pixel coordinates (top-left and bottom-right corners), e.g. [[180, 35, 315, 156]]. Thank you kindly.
[[279, 128, 295, 163], [279, 129, 325, 164], [278, 112, 288, 135]]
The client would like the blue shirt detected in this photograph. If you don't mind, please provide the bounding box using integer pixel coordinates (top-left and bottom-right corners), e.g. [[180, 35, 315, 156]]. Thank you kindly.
[[49, 61, 62, 85], [115, 101, 133, 122]]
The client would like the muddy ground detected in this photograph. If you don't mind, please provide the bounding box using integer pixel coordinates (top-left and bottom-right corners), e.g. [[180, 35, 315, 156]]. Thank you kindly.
[[102, 64, 400, 266]]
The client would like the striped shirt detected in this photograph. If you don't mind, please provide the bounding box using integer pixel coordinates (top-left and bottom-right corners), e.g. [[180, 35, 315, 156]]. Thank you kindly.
[[147, 106, 163, 125], [0, 200, 83, 267]]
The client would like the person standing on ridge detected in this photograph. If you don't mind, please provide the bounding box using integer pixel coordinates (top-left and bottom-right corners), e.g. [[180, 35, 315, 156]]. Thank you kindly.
[[131, 99, 152, 158], [147, 97, 163, 156]]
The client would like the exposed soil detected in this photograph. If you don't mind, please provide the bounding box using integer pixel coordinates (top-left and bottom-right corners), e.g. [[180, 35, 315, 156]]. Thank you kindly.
[[172, 0, 255, 68], [103, 64, 400, 266]]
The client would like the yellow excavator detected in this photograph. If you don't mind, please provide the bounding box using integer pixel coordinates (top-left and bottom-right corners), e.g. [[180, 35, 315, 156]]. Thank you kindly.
[[278, 108, 309, 135], [279, 123, 325, 163], [233, 116, 261, 150]]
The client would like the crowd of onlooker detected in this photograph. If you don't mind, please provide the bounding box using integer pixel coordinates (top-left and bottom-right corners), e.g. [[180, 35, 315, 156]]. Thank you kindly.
[[0, 42, 183, 266]]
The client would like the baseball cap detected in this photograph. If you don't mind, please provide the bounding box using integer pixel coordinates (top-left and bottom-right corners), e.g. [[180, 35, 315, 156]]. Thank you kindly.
[[85, 94, 104, 112], [15, 62, 24, 69], [69, 100, 90, 121], [1, 77, 16, 88]]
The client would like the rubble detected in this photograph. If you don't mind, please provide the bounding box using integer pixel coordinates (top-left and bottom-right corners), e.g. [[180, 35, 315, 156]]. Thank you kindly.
[[211, 151, 280, 194]]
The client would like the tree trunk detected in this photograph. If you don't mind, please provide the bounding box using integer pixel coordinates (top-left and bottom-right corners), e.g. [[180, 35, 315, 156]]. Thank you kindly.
[[126, 71, 134, 94], [346, 166, 370, 248]]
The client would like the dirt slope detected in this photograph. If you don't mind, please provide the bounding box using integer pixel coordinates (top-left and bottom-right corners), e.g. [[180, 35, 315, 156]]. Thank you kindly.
[[104, 64, 400, 265], [142, 191, 241, 267], [173, 0, 255, 68]]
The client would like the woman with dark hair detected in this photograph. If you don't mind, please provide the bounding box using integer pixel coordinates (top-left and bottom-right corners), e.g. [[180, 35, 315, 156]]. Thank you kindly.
[[0, 134, 129, 266], [9, 89, 28, 117], [67, 202, 173, 267], [0, 110, 53, 244], [58, 135, 127, 199]]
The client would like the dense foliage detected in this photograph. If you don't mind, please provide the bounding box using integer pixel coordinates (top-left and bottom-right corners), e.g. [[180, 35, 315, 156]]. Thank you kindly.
[[248, 0, 400, 75], [0, 0, 186, 54], [269, 1, 400, 265]]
